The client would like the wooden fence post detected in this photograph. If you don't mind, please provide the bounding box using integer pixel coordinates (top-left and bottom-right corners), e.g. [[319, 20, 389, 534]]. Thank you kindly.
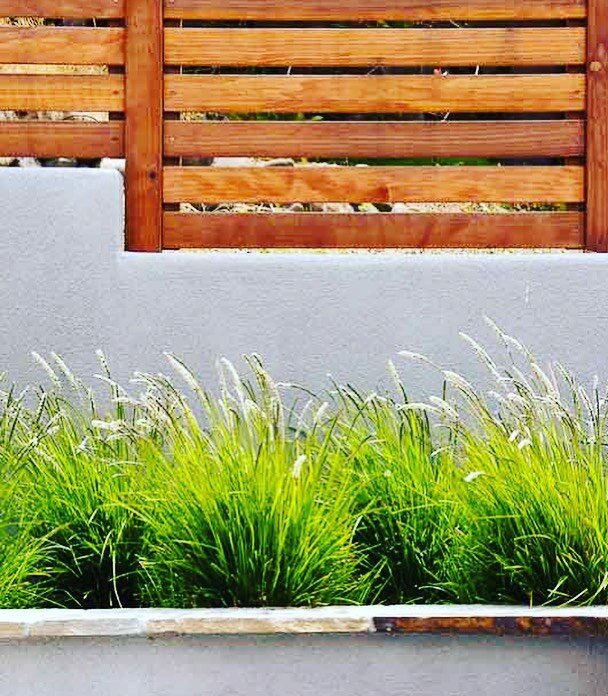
[[586, 0, 608, 252], [124, 0, 164, 252]]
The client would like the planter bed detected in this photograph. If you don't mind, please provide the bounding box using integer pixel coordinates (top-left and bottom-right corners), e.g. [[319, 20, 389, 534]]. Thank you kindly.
[[0, 606, 605, 696]]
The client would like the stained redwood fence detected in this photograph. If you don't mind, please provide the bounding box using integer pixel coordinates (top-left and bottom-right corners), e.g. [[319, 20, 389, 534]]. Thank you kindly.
[[0, 0, 606, 251]]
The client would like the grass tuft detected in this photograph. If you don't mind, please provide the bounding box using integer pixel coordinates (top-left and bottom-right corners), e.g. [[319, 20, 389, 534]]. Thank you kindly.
[[136, 357, 366, 607]]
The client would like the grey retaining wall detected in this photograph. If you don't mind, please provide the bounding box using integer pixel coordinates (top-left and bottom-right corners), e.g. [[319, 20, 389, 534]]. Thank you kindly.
[[2, 168, 608, 395]]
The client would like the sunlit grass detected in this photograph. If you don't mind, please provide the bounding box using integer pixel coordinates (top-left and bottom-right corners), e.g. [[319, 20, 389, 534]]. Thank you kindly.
[[5, 357, 145, 608], [433, 325, 608, 606], [135, 357, 368, 607], [0, 327, 607, 608], [332, 377, 459, 604]]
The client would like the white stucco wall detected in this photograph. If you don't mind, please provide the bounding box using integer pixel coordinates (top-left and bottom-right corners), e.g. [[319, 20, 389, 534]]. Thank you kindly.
[[2, 168, 608, 397], [3, 633, 606, 696]]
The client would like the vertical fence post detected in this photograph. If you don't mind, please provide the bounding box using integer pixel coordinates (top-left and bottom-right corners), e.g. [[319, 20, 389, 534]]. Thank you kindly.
[[586, 0, 608, 252], [124, 0, 164, 252]]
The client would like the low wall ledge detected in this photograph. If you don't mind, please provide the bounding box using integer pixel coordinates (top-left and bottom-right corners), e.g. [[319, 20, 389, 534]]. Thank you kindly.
[[0, 606, 606, 640]]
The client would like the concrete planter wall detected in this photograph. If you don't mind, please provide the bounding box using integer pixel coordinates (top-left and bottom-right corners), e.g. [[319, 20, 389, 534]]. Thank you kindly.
[[0, 607, 606, 696]]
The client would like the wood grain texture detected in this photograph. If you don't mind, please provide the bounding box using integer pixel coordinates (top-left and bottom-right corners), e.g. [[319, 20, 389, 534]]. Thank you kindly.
[[165, 120, 585, 159], [164, 0, 587, 21], [0, 121, 123, 157], [0, 27, 124, 66], [124, 0, 163, 252], [163, 166, 585, 204], [163, 212, 584, 249], [0, 75, 123, 111], [586, 0, 608, 252], [0, 0, 124, 17], [165, 75, 585, 114], [165, 28, 585, 68]]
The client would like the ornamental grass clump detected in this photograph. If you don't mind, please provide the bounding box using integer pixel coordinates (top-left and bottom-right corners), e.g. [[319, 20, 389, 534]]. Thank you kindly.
[[136, 356, 368, 608], [8, 354, 146, 608], [430, 324, 608, 606], [0, 376, 52, 607], [332, 374, 459, 604]]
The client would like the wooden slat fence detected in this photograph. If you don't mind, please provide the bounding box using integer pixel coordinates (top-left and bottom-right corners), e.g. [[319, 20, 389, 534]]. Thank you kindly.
[[0, 0, 606, 251]]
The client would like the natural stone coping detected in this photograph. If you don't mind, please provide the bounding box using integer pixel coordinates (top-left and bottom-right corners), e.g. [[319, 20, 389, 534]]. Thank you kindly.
[[0, 606, 607, 640]]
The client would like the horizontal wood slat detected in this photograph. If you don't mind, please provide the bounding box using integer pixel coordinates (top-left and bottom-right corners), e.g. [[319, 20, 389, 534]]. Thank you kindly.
[[0, 27, 124, 66], [163, 166, 585, 204], [163, 212, 584, 249], [165, 75, 585, 114], [0, 75, 124, 111], [0, 0, 124, 18], [165, 120, 585, 159], [0, 121, 123, 158], [165, 28, 585, 68], [10, 0, 585, 21], [164, 0, 587, 21], [12, 0, 586, 21]]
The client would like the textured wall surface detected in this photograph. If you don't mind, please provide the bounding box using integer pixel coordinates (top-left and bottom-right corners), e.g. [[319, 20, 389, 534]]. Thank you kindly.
[[3, 168, 608, 399], [0, 633, 606, 696]]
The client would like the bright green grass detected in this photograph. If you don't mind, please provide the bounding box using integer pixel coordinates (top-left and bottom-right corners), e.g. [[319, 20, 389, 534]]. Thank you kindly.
[[436, 327, 608, 606], [332, 378, 460, 604], [135, 357, 366, 607], [0, 326, 607, 608]]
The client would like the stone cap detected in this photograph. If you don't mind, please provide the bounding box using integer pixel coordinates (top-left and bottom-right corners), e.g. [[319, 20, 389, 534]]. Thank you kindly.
[[0, 606, 607, 640]]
